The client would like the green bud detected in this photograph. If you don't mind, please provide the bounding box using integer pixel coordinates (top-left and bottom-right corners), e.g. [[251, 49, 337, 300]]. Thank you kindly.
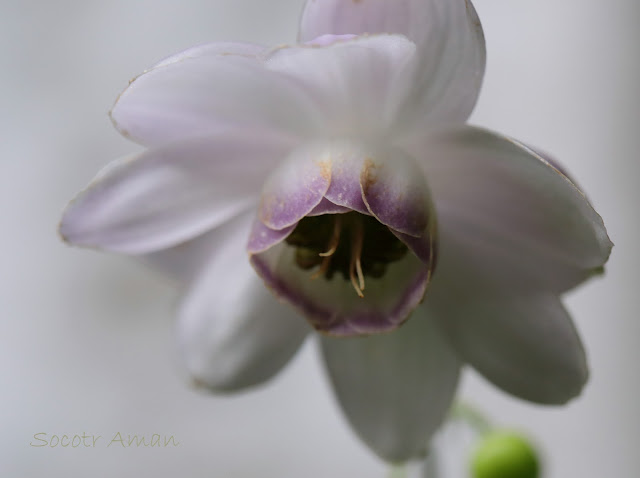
[[471, 430, 540, 478]]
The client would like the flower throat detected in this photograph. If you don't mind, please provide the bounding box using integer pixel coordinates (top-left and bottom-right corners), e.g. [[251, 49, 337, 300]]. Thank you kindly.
[[285, 212, 408, 297]]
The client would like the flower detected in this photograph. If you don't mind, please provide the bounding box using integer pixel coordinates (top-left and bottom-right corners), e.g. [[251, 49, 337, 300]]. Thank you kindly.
[[59, 0, 611, 463]]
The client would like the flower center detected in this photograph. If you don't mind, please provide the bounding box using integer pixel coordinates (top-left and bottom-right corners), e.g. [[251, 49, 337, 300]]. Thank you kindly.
[[285, 212, 408, 297]]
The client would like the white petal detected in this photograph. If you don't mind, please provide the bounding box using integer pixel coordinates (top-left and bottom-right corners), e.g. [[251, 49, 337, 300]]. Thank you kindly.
[[152, 41, 265, 68], [143, 227, 225, 285], [110, 46, 322, 146], [412, 125, 612, 293], [265, 34, 416, 137], [298, 0, 485, 129], [177, 211, 309, 391], [60, 131, 295, 254], [428, 279, 588, 404], [320, 314, 461, 462]]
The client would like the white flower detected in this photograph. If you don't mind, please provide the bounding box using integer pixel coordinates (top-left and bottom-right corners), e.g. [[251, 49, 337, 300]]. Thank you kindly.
[[59, 0, 611, 463]]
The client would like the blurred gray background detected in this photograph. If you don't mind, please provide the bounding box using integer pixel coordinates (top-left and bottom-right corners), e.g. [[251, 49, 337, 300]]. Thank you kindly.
[[2, 0, 638, 476]]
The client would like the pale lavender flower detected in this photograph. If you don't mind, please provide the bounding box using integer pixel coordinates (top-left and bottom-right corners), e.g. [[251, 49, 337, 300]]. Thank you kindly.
[[59, 0, 611, 462]]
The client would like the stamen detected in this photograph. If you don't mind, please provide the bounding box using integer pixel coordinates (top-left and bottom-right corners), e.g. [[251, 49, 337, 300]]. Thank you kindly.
[[356, 257, 365, 291], [311, 255, 332, 279], [319, 215, 342, 257], [349, 217, 365, 297], [349, 268, 364, 298]]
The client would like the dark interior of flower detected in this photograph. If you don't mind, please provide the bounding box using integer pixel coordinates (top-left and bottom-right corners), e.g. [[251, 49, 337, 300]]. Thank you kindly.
[[285, 212, 408, 297]]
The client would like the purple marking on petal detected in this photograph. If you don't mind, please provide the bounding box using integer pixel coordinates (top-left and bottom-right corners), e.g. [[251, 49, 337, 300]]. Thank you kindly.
[[258, 149, 332, 230], [307, 197, 352, 216], [322, 267, 431, 337], [247, 217, 297, 254], [250, 246, 431, 337], [360, 155, 431, 237], [392, 228, 437, 266], [323, 151, 369, 214]]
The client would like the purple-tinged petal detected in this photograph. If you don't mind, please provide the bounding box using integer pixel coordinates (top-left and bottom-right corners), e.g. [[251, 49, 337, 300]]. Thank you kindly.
[[258, 144, 332, 230], [359, 146, 434, 237], [409, 125, 613, 293], [250, 242, 430, 336], [323, 144, 370, 214], [299, 0, 486, 130], [391, 227, 437, 266], [177, 211, 309, 392], [110, 46, 323, 146], [247, 217, 297, 255], [265, 34, 416, 138], [60, 131, 294, 254], [307, 197, 351, 216], [320, 313, 461, 461], [305, 140, 434, 236]]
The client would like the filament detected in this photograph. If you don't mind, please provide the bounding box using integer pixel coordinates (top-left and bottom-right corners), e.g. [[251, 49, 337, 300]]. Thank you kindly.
[[349, 218, 365, 297]]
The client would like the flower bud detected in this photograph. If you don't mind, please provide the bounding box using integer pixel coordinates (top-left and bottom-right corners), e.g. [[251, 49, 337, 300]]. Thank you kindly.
[[471, 430, 540, 478]]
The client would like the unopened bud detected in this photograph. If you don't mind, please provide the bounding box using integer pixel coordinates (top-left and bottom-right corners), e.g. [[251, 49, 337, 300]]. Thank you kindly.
[[471, 430, 540, 478]]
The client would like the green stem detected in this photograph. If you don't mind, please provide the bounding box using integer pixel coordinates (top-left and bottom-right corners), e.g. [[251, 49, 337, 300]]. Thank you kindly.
[[387, 464, 408, 478], [451, 401, 493, 436]]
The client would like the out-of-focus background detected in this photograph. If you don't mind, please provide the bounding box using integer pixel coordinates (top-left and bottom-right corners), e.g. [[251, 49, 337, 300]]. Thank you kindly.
[[2, 0, 638, 476]]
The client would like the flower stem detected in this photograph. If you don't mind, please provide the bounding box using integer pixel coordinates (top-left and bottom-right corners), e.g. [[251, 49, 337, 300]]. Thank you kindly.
[[387, 464, 408, 478], [451, 401, 493, 436]]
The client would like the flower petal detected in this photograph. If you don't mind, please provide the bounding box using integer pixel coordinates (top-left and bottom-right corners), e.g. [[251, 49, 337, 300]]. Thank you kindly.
[[359, 144, 434, 237], [110, 44, 322, 146], [177, 211, 309, 391], [250, 241, 431, 336], [143, 227, 225, 285], [152, 41, 265, 68], [429, 284, 588, 404], [285, 139, 434, 235], [412, 125, 612, 293], [265, 34, 416, 137], [258, 143, 332, 230], [320, 313, 461, 462], [298, 0, 486, 129], [307, 197, 351, 216], [247, 218, 297, 255], [60, 131, 295, 254]]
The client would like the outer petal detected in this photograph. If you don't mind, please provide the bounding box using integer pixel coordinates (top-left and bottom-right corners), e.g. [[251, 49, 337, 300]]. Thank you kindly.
[[110, 43, 322, 146], [411, 125, 612, 293], [298, 0, 486, 129], [152, 41, 265, 68], [265, 34, 416, 137], [426, 275, 588, 404], [321, 313, 461, 462], [60, 131, 295, 254], [177, 211, 309, 391]]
